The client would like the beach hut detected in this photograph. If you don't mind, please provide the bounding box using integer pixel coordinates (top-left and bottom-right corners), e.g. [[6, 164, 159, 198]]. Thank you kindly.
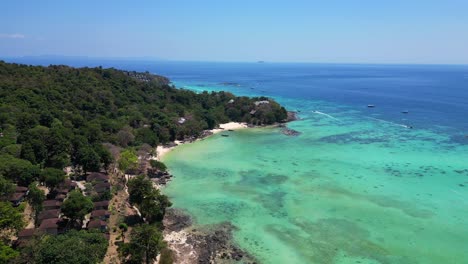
[[39, 218, 60, 235], [42, 200, 62, 210], [86, 172, 110, 183], [90, 209, 110, 220], [87, 219, 107, 232], [37, 209, 60, 224], [55, 194, 66, 201], [9, 192, 26, 207], [94, 200, 110, 210], [16, 228, 36, 246]]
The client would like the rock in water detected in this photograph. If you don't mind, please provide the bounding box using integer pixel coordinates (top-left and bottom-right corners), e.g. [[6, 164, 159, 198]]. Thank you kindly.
[[286, 111, 299, 122], [282, 127, 301, 136]]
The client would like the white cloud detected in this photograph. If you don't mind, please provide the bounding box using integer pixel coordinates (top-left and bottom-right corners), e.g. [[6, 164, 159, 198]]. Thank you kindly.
[[0, 33, 26, 39]]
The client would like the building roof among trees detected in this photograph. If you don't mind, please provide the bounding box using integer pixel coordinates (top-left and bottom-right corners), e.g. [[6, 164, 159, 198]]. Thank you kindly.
[[87, 219, 107, 229], [87, 172, 110, 182], [9, 192, 26, 202], [39, 218, 60, 229], [15, 186, 29, 193], [94, 200, 110, 208], [18, 228, 36, 238], [43, 200, 62, 207], [38, 209, 60, 221], [91, 209, 110, 218]]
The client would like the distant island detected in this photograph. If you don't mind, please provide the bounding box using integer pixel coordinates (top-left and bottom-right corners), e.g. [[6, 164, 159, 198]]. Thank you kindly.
[[0, 61, 290, 263]]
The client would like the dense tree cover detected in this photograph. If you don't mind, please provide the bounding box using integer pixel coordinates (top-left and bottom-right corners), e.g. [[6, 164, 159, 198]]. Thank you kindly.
[[60, 190, 93, 227], [118, 149, 138, 172], [139, 188, 171, 223], [26, 184, 45, 226], [0, 241, 19, 263], [127, 175, 153, 205], [127, 175, 172, 224], [118, 223, 165, 264], [40, 168, 65, 192], [0, 155, 40, 187], [15, 230, 107, 264], [0, 176, 15, 200], [0, 202, 24, 242], [0, 61, 287, 158]]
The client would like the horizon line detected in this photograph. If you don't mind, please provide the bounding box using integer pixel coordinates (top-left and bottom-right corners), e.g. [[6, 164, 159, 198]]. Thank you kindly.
[[1, 55, 468, 67]]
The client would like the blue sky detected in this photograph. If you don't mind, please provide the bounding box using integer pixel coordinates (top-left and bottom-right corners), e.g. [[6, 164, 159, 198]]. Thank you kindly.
[[1, 0, 468, 64]]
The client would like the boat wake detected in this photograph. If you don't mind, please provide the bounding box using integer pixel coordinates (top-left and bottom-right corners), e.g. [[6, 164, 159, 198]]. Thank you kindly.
[[367, 117, 410, 128], [312, 110, 340, 121]]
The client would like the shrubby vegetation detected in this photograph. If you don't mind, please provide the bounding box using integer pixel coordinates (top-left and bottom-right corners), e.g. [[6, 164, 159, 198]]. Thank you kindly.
[[61, 190, 93, 227], [150, 159, 167, 172], [26, 184, 45, 226], [0, 241, 18, 263], [118, 149, 138, 172]]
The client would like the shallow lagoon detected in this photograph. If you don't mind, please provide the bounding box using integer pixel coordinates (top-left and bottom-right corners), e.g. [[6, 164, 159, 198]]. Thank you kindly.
[[163, 100, 468, 263]]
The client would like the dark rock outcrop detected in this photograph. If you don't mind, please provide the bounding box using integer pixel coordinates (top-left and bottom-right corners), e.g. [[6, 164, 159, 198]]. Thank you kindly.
[[163, 209, 257, 264], [190, 222, 256, 264], [285, 111, 299, 122], [164, 208, 192, 232], [281, 127, 301, 136]]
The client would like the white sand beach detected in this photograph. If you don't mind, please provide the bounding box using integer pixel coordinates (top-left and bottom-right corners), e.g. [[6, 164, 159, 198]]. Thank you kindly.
[[156, 122, 247, 161]]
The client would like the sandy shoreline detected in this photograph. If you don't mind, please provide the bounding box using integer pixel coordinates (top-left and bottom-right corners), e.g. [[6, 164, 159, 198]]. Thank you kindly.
[[156, 122, 248, 161]]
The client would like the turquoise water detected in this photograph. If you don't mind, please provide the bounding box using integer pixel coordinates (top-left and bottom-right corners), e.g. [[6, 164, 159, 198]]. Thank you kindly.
[[163, 96, 468, 263]]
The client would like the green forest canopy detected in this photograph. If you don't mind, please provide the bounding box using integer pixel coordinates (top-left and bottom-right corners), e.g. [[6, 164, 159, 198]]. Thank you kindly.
[[0, 61, 287, 172]]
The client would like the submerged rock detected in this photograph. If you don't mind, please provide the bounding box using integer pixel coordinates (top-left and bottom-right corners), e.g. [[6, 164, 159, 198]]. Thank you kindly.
[[281, 127, 301, 136], [164, 208, 192, 232]]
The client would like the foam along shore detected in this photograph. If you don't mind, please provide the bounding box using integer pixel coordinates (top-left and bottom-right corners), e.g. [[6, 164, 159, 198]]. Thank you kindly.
[[156, 122, 248, 161]]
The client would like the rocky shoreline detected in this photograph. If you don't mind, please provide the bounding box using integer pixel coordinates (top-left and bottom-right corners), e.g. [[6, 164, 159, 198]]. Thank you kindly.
[[163, 209, 257, 264]]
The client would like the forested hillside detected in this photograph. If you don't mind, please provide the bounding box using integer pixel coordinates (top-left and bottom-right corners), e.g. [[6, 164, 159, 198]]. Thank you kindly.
[[0, 61, 288, 263], [0, 61, 287, 168]]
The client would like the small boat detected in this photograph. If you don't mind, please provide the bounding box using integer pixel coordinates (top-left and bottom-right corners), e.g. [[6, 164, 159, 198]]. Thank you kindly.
[[221, 134, 229, 137], [367, 104, 375, 108], [401, 110, 409, 114]]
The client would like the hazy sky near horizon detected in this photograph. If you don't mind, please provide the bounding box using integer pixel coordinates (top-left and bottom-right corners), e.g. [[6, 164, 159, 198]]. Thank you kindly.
[[1, 1, 468, 64]]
